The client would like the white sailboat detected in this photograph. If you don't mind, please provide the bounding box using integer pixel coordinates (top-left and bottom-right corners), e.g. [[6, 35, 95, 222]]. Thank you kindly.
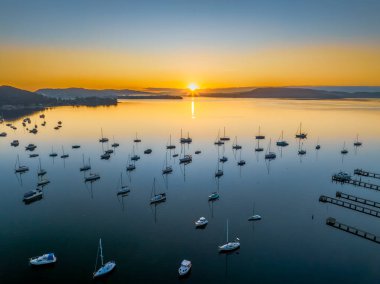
[[218, 219, 240, 252], [248, 203, 262, 221], [93, 238, 116, 278]]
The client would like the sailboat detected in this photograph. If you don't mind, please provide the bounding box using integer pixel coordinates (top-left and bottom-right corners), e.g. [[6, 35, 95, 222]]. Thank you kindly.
[[180, 129, 192, 144], [341, 142, 348, 154], [295, 123, 307, 139], [166, 134, 176, 149], [117, 172, 130, 196], [255, 139, 264, 152], [85, 172, 100, 182], [93, 238, 116, 278], [214, 130, 224, 146], [248, 203, 262, 221], [220, 127, 230, 141], [130, 145, 140, 161], [179, 144, 192, 164], [218, 219, 240, 252], [264, 139, 276, 160], [220, 144, 228, 163], [215, 148, 224, 177], [276, 131, 289, 146], [23, 187, 43, 203], [126, 155, 136, 171], [133, 133, 141, 143], [354, 135, 362, 147], [232, 136, 242, 150], [255, 126, 265, 140], [15, 155, 29, 173], [99, 128, 109, 143], [60, 146, 69, 159], [237, 149, 246, 166], [298, 142, 306, 155], [49, 146, 58, 157], [162, 152, 173, 174], [315, 138, 321, 150], [111, 136, 120, 148], [80, 155, 91, 171], [37, 158, 47, 176], [150, 178, 166, 204]]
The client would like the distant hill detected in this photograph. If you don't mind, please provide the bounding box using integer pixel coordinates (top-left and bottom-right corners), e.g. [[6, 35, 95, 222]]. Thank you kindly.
[[37, 88, 157, 99], [0, 85, 116, 108], [0, 85, 54, 106], [200, 87, 380, 99]]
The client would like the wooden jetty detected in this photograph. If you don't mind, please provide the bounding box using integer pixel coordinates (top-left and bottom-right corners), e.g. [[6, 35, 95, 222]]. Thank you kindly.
[[332, 175, 380, 191], [326, 217, 380, 244], [354, 169, 380, 179], [336, 191, 380, 209], [319, 195, 380, 218]]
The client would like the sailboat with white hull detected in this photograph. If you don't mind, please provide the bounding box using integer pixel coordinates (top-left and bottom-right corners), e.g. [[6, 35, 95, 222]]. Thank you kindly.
[[219, 219, 240, 252], [93, 238, 116, 279], [117, 173, 130, 196], [150, 178, 166, 204]]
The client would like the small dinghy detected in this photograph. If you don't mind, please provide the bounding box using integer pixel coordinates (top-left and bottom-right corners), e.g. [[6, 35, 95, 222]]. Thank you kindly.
[[178, 259, 192, 277], [30, 253, 56, 266], [195, 217, 208, 228], [93, 239, 116, 279]]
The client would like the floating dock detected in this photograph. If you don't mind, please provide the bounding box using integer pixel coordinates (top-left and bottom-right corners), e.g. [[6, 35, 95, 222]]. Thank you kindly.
[[332, 176, 380, 191], [319, 195, 380, 218], [354, 169, 380, 179], [326, 217, 380, 244], [336, 191, 380, 209]]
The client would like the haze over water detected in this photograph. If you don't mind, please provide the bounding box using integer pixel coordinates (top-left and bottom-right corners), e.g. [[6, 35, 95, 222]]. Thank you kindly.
[[1, 98, 380, 283]]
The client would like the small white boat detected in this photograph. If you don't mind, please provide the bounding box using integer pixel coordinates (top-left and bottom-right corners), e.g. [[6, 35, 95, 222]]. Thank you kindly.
[[30, 253, 56, 266], [195, 217, 208, 228], [219, 219, 240, 252], [93, 239, 116, 278], [208, 192, 219, 201], [178, 259, 192, 277], [248, 204, 262, 221]]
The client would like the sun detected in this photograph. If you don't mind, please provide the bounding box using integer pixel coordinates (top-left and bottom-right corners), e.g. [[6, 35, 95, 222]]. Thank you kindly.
[[188, 83, 198, 92]]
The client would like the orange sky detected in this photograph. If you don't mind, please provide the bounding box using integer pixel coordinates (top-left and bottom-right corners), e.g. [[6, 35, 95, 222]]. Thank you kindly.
[[1, 43, 379, 91]]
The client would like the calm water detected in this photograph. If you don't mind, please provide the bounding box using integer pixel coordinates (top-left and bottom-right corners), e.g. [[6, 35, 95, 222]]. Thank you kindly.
[[1, 98, 380, 283]]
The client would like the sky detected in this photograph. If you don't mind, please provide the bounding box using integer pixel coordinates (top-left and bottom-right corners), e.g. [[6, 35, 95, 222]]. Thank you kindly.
[[0, 0, 380, 91]]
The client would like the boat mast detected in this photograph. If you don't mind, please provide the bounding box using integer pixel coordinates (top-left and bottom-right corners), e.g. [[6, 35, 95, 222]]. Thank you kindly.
[[226, 219, 229, 243], [99, 238, 104, 266]]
